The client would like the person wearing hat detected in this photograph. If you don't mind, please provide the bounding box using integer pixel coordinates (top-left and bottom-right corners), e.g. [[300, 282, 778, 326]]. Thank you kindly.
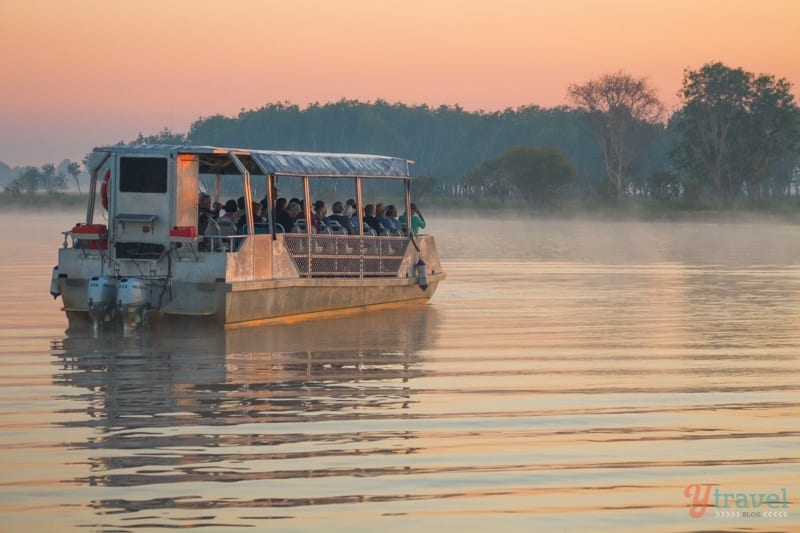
[[399, 202, 426, 235], [344, 198, 359, 232]]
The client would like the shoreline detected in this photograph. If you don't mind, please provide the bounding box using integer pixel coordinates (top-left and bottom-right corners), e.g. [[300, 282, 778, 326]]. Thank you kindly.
[[3, 192, 799, 224]]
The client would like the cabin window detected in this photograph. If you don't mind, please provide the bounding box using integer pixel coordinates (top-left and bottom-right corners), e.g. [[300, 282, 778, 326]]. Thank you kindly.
[[119, 157, 168, 193]]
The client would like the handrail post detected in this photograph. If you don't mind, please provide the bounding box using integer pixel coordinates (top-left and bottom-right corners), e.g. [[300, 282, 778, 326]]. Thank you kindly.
[[267, 173, 276, 240], [404, 177, 412, 237], [303, 175, 312, 277], [355, 176, 364, 236], [228, 152, 253, 234]]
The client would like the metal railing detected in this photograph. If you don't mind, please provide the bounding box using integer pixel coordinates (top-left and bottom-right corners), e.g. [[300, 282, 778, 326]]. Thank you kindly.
[[283, 234, 409, 277]]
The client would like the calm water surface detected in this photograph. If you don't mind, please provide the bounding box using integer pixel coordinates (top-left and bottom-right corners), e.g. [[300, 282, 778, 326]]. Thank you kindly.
[[1, 212, 798, 532]]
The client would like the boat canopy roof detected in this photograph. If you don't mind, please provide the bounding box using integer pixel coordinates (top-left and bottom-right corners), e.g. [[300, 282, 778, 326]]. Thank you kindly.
[[93, 144, 412, 179]]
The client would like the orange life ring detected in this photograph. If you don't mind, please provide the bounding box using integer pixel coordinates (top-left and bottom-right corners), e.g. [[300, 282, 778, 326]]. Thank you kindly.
[[100, 170, 110, 210]]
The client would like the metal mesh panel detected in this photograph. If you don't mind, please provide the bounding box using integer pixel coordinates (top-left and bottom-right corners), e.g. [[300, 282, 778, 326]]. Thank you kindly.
[[284, 235, 408, 277]]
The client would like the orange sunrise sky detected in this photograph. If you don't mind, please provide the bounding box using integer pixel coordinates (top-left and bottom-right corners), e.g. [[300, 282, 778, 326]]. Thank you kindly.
[[1, 0, 798, 167]]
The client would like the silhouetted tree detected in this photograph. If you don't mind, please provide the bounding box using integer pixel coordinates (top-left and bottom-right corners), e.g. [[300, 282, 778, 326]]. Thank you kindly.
[[17, 166, 41, 194], [133, 127, 187, 145], [567, 71, 665, 201], [672, 62, 800, 203], [465, 146, 576, 206]]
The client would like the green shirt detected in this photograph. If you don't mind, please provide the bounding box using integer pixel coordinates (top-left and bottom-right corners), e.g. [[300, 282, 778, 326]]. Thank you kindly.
[[399, 213, 426, 235]]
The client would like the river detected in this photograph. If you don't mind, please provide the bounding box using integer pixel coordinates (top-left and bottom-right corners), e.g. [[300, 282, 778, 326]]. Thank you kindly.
[[0, 212, 797, 532]]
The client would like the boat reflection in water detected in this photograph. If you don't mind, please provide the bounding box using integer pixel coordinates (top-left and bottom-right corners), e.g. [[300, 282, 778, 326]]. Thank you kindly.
[[52, 304, 439, 525]]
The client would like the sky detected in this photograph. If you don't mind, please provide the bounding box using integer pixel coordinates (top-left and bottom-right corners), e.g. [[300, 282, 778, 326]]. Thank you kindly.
[[1, 0, 798, 167]]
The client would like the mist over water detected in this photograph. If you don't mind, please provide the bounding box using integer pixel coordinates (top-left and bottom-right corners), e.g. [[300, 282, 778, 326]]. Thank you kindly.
[[437, 215, 800, 265], [0, 212, 798, 531]]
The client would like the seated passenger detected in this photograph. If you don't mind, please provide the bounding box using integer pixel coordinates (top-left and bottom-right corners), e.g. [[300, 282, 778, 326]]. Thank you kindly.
[[376, 203, 396, 233], [238, 201, 267, 233], [328, 201, 355, 234], [277, 201, 301, 233], [363, 203, 383, 234], [215, 217, 237, 236], [385, 205, 400, 233], [289, 198, 306, 220], [254, 202, 266, 224], [312, 200, 328, 232], [220, 199, 238, 221], [399, 202, 426, 235], [231, 196, 246, 227], [344, 201, 358, 232], [198, 193, 218, 251], [274, 197, 287, 219]]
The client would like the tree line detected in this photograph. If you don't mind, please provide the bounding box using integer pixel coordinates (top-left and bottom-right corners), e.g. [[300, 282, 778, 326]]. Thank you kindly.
[[3, 161, 82, 195], [186, 61, 799, 207], [6, 61, 798, 209]]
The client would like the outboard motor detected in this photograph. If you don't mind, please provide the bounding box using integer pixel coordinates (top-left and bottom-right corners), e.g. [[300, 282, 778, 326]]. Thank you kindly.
[[87, 276, 116, 333], [416, 258, 428, 291], [50, 266, 61, 299], [117, 277, 150, 335]]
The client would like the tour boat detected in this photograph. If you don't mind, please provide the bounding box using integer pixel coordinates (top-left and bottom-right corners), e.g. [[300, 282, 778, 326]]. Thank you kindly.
[[50, 144, 445, 333]]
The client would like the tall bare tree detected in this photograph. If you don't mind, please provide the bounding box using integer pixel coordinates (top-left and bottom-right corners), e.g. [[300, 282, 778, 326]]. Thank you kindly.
[[567, 71, 665, 201]]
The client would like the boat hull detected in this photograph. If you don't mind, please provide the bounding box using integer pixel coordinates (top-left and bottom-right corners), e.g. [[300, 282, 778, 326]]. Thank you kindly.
[[222, 273, 443, 326], [58, 231, 444, 331], [63, 273, 443, 330]]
